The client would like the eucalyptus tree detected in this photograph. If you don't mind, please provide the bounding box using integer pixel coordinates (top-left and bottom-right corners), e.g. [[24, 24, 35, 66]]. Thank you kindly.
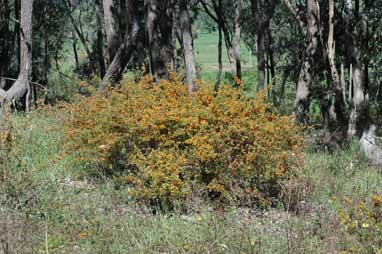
[[103, 0, 120, 63], [180, 0, 198, 93], [0, 0, 34, 108], [283, 0, 321, 123], [100, 0, 140, 89], [199, 0, 241, 85], [250, 0, 277, 91], [0, 0, 12, 89]]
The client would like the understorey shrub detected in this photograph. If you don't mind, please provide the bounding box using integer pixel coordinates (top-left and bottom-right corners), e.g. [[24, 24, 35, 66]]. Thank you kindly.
[[65, 74, 302, 207]]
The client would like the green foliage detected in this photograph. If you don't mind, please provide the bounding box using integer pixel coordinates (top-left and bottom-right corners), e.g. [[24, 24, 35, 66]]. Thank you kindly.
[[65, 75, 302, 207]]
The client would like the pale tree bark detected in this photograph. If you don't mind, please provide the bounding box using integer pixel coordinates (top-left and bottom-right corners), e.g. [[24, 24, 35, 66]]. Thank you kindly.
[[347, 45, 365, 137], [179, 0, 198, 94], [284, 0, 320, 123], [234, 0, 242, 80], [250, 0, 277, 91], [100, 0, 139, 90], [325, 0, 346, 128], [346, 0, 367, 137], [103, 0, 120, 63], [0, 0, 33, 108]]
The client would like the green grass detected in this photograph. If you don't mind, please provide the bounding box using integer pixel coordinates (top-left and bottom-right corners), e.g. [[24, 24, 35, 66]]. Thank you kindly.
[[194, 32, 257, 84], [1, 108, 380, 253], [194, 32, 253, 72]]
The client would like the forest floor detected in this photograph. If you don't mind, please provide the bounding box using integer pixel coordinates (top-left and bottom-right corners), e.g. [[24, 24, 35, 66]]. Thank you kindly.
[[1, 110, 381, 254]]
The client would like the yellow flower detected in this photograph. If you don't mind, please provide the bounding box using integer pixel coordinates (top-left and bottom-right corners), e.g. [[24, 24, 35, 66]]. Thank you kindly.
[[183, 243, 190, 251], [78, 231, 90, 239], [197, 217, 203, 222], [362, 223, 370, 228], [372, 195, 382, 207]]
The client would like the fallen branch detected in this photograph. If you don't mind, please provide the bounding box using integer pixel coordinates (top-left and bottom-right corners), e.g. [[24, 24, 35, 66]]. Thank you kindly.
[[0, 77, 49, 91]]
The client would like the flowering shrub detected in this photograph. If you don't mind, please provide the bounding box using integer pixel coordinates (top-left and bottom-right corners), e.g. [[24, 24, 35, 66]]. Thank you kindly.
[[65, 75, 302, 206], [338, 195, 382, 253]]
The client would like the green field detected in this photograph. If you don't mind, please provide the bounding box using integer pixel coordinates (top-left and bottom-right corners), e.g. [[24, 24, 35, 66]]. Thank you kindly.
[[194, 31, 253, 72], [194, 32, 258, 92], [56, 31, 256, 85]]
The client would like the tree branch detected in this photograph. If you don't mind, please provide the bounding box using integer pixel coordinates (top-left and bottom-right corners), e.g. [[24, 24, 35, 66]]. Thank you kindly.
[[283, 0, 307, 32]]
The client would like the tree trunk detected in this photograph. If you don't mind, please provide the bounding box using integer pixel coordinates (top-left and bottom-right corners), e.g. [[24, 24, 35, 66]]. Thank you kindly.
[[103, 0, 120, 63], [0, 0, 11, 90], [256, 32, 266, 90], [294, 0, 319, 124], [159, 0, 176, 70], [250, 0, 277, 91], [266, 27, 275, 79], [214, 24, 223, 92], [14, 0, 21, 73], [95, 0, 106, 78], [347, 50, 364, 137], [0, 0, 33, 107], [72, 31, 79, 70], [224, 32, 237, 80], [179, 0, 198, 94], [326, 0, 346, 129], [279, 68, 289, 106], [172, 8, 178, 71], [100, 0, 139, 90], [234, 0, 242, 80], [146, 0, 168, 80], [347, 0, 367, 137]]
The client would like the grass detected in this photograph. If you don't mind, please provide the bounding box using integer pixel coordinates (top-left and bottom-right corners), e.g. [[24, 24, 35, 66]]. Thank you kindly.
[[1, 106, 380, 253], [194, 32, 257, 87], [194, 31, 253, 72]]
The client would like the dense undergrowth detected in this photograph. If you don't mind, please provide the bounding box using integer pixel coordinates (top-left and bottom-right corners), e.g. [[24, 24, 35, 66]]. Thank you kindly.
[[0, 78, 382, 253], [65, 75, 302, 208]]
